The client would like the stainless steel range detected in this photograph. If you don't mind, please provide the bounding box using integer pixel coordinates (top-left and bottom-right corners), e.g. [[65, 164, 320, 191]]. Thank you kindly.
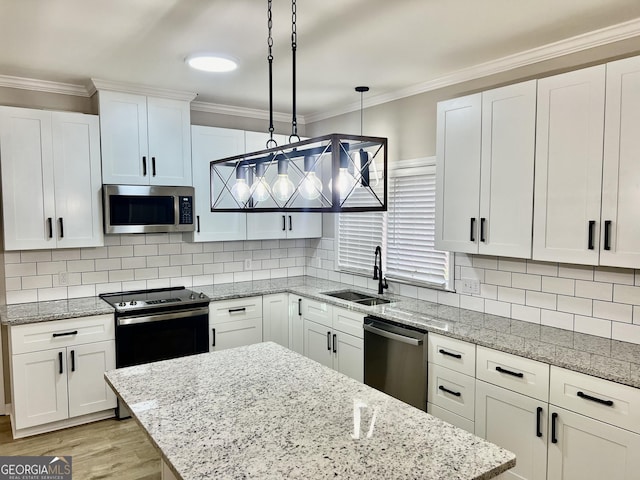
[[100, 286, 210, 417]]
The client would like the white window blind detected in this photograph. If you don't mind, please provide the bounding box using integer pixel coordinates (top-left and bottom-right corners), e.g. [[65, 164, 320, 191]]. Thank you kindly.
[[337, 158, 450, 289], [386, 163, 450, 288], [337, 188, 384, 275]]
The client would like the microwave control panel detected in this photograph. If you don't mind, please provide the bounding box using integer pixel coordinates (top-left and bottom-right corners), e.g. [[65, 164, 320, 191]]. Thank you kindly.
[[179, 196, 194, 225]]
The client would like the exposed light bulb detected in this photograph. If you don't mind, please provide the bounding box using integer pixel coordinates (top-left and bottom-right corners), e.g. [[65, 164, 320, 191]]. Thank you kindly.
[[250, 163, 271, 202], [299, 172, 323, 200], [272, 174, 295, 202], [231, 178, 251, 205], [328, 168, 357, 196]]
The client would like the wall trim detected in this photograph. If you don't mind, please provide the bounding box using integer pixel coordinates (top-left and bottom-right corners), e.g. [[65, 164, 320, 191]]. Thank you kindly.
[[2, 17, 640, 122]]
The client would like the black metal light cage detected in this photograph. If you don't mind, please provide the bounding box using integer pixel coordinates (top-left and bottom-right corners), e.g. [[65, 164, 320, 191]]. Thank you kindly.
[[209, 133, 387, 213]]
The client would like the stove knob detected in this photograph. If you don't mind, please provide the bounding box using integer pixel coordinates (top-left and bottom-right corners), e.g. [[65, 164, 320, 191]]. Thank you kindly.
[[130, 300, 137, 306], [189, 292, 196, 300], [199, 292, 206, 298], [118, 301, 126, 307]]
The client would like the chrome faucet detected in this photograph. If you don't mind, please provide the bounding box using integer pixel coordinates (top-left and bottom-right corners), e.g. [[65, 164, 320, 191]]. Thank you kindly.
[[373, 246, 388, 295]]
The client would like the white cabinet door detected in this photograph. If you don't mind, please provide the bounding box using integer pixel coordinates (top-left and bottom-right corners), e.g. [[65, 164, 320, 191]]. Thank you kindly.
[[287, 212, 322, 239], [0, 107, 55, 250], [479, 80, 536, 258], [288, 295, 304, 355], [263, 293, 290, 348], [247, 212, 288, 239], [51, 112, 103, 248], [547, 406, 640, 480], [146, 97, 192, 186], [67, 340, 117, 418], [601, 56, 640, 268], [475, 380, 548, 480], [303, 319, 333, 369], [12, 349, 69, 430], [210, 317, 263, 352], [98, 90, 149, 185], [333, 331, 363, 382], [435, 93, 482, 253], [533, 65, 606, 265], [190, 126, 247, 241]]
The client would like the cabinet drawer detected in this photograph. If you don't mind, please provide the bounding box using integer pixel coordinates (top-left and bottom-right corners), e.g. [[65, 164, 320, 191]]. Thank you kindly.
[[301, 298, 332, 328], [10, 314, 114, 355], [332, 307, 364, 339], [428, 333, 476, 376], [428, 403, 475, 434], [550, 366, 640, 434], [476, 346, 549, 401], [209, 296, 262, 323], [428, 364, 475, 421]]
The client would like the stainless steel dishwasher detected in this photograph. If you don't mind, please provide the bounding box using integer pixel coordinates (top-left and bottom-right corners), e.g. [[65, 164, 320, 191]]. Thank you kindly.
[[364, 316, 428, 411]]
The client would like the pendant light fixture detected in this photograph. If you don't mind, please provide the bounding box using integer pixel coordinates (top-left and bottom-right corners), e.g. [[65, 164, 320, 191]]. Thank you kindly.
[[210, 1, 387, 213]]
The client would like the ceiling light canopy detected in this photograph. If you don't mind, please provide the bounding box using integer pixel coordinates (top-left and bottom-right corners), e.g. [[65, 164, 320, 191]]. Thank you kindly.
[[186, 54, 237, 73]]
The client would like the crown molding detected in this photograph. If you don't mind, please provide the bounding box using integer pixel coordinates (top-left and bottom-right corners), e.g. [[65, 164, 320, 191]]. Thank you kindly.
[[190, 100, 304, 124], [304, 16, 640, 123], [90, 78, 196, 101], [0, 74, 91, 97]]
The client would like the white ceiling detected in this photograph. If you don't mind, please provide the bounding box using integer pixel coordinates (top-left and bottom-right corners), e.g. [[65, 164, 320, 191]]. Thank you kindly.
[[2, 0, 640, 120]]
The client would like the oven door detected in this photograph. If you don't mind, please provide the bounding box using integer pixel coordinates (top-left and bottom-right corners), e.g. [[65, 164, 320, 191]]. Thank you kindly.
[[115, 306, 209, 368]]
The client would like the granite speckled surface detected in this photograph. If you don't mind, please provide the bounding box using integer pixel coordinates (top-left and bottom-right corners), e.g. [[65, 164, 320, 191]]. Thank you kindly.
[[105, 342, 515, 480], [4, 275, 640, 388]]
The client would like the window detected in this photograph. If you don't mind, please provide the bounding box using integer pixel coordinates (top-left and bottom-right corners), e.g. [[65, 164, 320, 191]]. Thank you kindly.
[[337, 157, 451, 289]]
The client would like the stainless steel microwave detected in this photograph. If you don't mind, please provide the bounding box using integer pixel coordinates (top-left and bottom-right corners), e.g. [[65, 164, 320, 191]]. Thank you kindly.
[[103, 185, 195, 234]]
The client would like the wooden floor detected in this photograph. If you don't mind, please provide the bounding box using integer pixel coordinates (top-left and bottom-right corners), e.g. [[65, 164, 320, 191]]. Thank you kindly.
[[0, 414, 161, 480]]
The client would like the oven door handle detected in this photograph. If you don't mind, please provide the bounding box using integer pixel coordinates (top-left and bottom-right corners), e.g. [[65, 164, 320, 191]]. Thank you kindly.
[[117, 306, 210, 326]]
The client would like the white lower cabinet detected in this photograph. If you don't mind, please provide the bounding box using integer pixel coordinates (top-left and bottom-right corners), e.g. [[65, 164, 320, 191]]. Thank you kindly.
[[300, 297, 364, 382], [209, 297, 263, 352], [476, 379, 548, 480], [263, 293, 290, 348], [288, 294, 304, 355], [8, 314, 116, 437]]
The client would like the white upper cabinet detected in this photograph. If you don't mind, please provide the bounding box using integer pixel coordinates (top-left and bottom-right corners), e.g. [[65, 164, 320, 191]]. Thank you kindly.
[[601, 56, 640, 268], [436, 81, 536, 258], [0, 107, 103, 250], [435, 93, 482, 254], [532, 65, 606, 265], [98, 90, 193, 186], [190, 125, 247, 242]]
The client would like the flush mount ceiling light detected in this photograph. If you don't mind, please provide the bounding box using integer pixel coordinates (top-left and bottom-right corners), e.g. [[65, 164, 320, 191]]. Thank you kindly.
[[186, 54, 237, 73], [209, 0, 387, 213]]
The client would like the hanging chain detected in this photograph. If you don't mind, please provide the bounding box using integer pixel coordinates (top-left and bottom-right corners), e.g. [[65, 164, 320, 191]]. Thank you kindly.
[[290, 0, 299, 142], [266, 0, 276, 148]]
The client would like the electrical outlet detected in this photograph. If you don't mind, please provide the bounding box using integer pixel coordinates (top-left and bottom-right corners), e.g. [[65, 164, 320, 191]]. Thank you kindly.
[[58, 272, 68, 286], [459, 278, 480, 295], [244, 259, 252, 270]]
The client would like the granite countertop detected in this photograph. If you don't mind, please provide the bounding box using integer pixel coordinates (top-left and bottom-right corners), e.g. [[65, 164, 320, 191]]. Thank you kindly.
[[105, 342, 515, 480], [4, 275, 640, 389]]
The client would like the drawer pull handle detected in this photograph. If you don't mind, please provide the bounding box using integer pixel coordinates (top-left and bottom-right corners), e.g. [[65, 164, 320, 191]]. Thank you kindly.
[[332, 333, 337, 353], [604, 220, 612, 251], [439, 349, 462, 359], [228, 307, 246, 313], [551, 412, 558, 444], [470, 217, 476, 242], [58, 351, 63, 374], [438, 385, 461, 397], [71, 350, 75, 372], [53, 330, 78, 338], [496, 366, 524, 378], [480, 217, 486, 242], [327, 331, 331, 351], [536, 406, 543, 437], [577, 391, 614, 407], [588, 220, 596, 250], [298, 298, 302, 316], [212, 328, 216, 347]]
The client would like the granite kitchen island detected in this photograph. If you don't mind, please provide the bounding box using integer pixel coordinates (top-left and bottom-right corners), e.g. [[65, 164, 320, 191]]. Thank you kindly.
[[104, 342, 515, 480]]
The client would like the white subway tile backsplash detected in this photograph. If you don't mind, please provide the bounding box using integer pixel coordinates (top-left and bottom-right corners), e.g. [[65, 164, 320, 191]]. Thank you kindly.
[[418, 287, 438, 303], [485, 270, 511, 287], [575, 280, 612, 301], [460, 266, 484, 282], [558, 264, 594, 281], [526, 291, 556, 309], [108, 245, 134, 258], [51, 249, 80, 261], [122, 280, 148, 291], [497, 258, 527, 273], [512, 304, 541, 324], [541, 276, 575, 296], [103, 235, 122, 246], [252, 270, 271, 281], [593, 300, 632, 323], [271, 268, 288, 278], [557, 295, 592, 316], [120, 235, 146, 245], [223, 241, 245, 252], [454, 253, 473, 267], [38, 287, 68, 302], [223, 262, 243, 273], [182, 265, 204, 277], [612, 322, 640, 344], [67, 259, 95, 273], [5, 277, 21, 291], [6, 289, 37, 304], [158, 243, 181, 255], [202, 242, 224, 253], [233, 271, 252, 283], [594, 267, 634, 285], [95, 283, 123, 295], [472, 256, 498, 270], [512, 273, 541, 291], [279, 258, 296, 268], [6, 263, 36, 277], [68, 285, 96, 299], [497, 286, 525, 305], [134, 244, 159, 257], [80, 247, 108, 259], [95, 258, 122, 271], [203, 263, 224, 275], [480, 283, 498, 300], [437, 291, 460, 307], [109, 270, 135, 282], [82, 271, 109, 284], [134, 268, 160, 280], [526, 261, 558, 276], [36, 261, 67, 275], [613, 284, 640, 305], [146, 278, 172, 289], [22, 275, 52, 290], [21, 251, 52, 263], [170, 254, 192, 266], [634, 306, 640, 325], [144, 233, 170, 244], [485, 299, 511, 317], [574, 315, 612, 338], [540, 310, 574, 330], [181, 242, 204, 254], [460, 295, 484, 312]]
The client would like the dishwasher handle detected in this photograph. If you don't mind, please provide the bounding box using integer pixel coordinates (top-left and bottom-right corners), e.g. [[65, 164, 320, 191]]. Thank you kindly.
[[363, 321, 424, 346]]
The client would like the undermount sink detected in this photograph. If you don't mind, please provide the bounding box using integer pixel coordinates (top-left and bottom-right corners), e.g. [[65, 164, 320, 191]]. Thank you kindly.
[[322, 290, 392, 306]]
